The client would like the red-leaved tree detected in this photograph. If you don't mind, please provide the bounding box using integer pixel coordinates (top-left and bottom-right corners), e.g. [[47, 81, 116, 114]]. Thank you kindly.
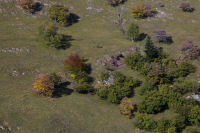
[[64, 53, 84, 73]]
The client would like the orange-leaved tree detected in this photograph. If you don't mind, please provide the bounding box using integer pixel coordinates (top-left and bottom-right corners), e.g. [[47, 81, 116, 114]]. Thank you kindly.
[[33, 74, 54, 96]]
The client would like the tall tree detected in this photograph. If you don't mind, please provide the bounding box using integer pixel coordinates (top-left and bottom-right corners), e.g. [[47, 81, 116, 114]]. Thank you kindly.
[[145, 36, 160, 62]]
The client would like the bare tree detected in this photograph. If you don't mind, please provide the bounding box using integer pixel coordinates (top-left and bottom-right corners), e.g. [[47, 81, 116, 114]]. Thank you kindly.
[[114, 6, 127, 34]]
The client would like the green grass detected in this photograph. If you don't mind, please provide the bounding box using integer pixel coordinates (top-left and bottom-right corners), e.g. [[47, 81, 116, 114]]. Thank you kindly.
[[0, 0, 200, 132]]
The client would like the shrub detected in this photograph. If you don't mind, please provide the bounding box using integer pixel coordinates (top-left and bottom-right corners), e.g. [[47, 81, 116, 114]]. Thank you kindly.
[[97, 72, 140, 103], [155, 119, 175, 133], [39, 21, 58, 40], [50, 72, 62, 85], [179, 40, 200, 59], [39, 21, 66, 48], [107, 0, 126, 6], [33, 74, 54, 96], [74, 82, 93, 94], [64, 53, 84, 73], [125, 51, 144, 71], [73, 71, 91, 83], [183, 126, 200, 133], [188, 106, 200, 126], [131, 4, 152, 18], [138, 90, 168, 114], [127, 23, 140, 42], [135, 113, 157, 131], [48, 34, 64, 48], [180, 2, 194, 12], [99, 71, 110, 81], [144, 36, 162, 62], [155, 116, 185, 133], [97, 86, 109, 99], [106, 83, 133, 103], [48, 5, 70, 26], [173, 79, 200, 94], [120, 97, 134, 118], [139, 80, 155, 95], [107, 88, 119, 103], [173, 62, 195, 77], [146, 62, 167, 85]]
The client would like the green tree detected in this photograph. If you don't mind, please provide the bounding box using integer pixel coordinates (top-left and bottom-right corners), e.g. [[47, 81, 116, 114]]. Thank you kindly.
[[127, 23, 140, 42], [135, 113, 157, 131], [138, 90, 168, 114], [188, 106, 200, 126], [144, 36, 161, 62], [125, 51, 144, 71], [48, 5, 70, 26]]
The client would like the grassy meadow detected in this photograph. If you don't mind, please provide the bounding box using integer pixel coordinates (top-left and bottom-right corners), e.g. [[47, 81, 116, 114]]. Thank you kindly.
[[0, 0, 200, 132]]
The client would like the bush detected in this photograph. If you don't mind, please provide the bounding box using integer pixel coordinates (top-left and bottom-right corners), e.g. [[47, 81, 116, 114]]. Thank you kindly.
[[48, 5, 70, 26], [48, 34, 64, 48], [73, 71, 90, 83], [125, 51, 144, 71], [127, 23, 140, 42], [173, 62, 195, 77], [120, 97, 134, 118], [138, 90, 168, 114], [97, 72, 140, 103], [155, 116, 185, 133], [139, 80, 155, 95], [155, 119, 176, 133], [99, 71, 110, 81], [180, 2, 194, 12], [64, 53, 84, 73], [146, 62, 167, 85], [131, 4, 152, 18], [97, 86, 109, 99], [33, 74, 54, 96], [188, 106, 200, 126], [107, 0, 126, 6], [135, 113, 157, 131], [74, 81, 93, 94], [39, 22, 66, 48], [39, 21, 58, 40], [50, 72, 62, 85], [173, 79, 200, 94], [183, 126, 200, 133]]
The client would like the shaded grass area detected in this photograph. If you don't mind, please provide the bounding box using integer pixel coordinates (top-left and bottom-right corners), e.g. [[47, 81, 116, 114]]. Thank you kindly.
[[0, 0, 200, 132]]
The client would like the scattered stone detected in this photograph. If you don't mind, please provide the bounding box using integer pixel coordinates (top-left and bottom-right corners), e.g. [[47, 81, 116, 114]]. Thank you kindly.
[[86, 6, 104, 13], [186, 93, 200, 105], [156, 10, 167, 18], [0, 47, 31, 55], [96, 47, 138, 70], [153, 29, 173, 43], [17, 126, 21, 130], [191, 20, 196, 23]]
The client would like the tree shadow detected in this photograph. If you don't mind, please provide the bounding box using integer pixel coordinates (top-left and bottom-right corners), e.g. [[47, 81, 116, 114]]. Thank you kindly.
[[83, 64, 92, 74], [183, 8, 195, 13], [151, 10, 158, 17], [138, 33, 147, 41], [158, 36, 173, 45], [109, 0, 127, 7], [52, 81, 73, 98], [67, 13, 80, 26], [32, 2, 43, 14], [57, 35, 74, 50]]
